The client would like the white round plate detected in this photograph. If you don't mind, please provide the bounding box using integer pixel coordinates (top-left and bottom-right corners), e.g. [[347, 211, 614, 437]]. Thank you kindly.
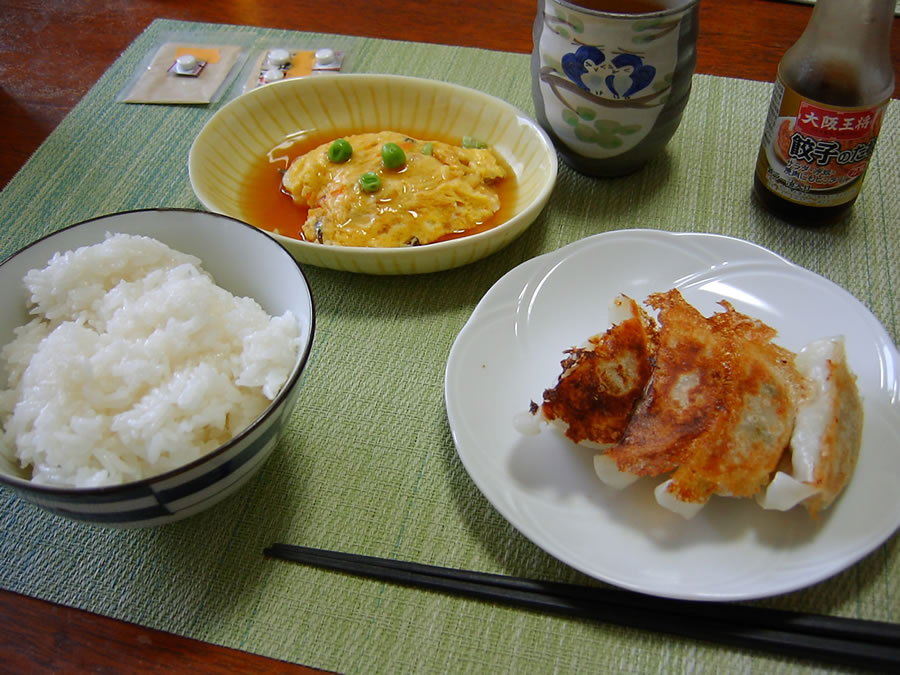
[[444, 229, 900, 601]]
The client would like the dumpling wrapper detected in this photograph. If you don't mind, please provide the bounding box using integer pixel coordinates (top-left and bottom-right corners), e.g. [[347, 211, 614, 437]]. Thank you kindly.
[[606, 290, 733, 478], [758, 336, 863, 516], [529, 294, 657, 448], [663, 298, 804, 505], [654, 479, 706, 519], [592, 453, 640, 490], [756, 471, 820, 511], [523, 292, 863, 522]]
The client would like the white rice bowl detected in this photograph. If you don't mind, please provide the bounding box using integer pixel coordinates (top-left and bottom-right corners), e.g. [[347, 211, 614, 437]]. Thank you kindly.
[[0, 232, 302, 488]]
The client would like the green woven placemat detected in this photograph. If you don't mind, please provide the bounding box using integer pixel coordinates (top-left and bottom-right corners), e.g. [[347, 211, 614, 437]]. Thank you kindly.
[[1, 18, 897, 675]]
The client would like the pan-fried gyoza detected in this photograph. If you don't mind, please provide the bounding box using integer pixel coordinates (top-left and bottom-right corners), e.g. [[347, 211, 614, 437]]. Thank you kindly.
[[533, 295, 657, 449], [524, 289, 863, 519]]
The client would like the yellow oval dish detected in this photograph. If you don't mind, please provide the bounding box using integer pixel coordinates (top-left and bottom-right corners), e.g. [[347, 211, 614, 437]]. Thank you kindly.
[[189, 74, 558, 275]]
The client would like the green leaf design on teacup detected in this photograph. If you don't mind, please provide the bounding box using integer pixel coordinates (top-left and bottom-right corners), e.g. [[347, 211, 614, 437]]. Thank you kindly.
[[596, 133, 624, 149], [652, 72, 674, 91], [633, 19, 665, 32], [563, 11, 585, 34], [576, 106, 596, 121], [632, 34, 660, 44], [594, 120, 619, 131], [629, 17, 680, 43], [549, 9, 584, 38], [562, 113, 643, 148], [576, 124, 614, 144], [594, 119, 641, 135], [546, 56, 563, 74]]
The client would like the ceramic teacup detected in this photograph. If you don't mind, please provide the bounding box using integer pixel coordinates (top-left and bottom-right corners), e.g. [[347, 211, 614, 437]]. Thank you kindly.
[[531, 0, 700, 177]]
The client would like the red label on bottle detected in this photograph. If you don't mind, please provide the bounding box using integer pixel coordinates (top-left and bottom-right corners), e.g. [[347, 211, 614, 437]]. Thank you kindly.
[[794, 102, 880, 140]]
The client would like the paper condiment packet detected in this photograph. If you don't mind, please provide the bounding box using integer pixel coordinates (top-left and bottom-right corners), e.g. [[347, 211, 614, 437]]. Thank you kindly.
[[241, 47, 347, 93], [119, 39, 248, 105]]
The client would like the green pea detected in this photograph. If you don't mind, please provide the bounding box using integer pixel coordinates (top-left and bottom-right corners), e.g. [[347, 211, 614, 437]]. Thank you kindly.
[[328, 138, 352, 163], [462, 136, 488, 149], [381, 142, 406, 169], [421, 142, 433, 156], [359, 171, 381, 192]]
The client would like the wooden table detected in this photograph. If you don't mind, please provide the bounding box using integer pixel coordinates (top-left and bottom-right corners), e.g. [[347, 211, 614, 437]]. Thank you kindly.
[[0, 1, 897, 671]]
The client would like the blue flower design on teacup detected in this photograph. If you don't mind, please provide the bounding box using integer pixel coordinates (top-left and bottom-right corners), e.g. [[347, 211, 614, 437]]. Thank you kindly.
[[562, 46, 656, 100]]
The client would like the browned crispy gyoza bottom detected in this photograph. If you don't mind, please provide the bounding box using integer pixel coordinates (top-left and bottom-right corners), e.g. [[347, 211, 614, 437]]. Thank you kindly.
[[533, 289, 862, 516]]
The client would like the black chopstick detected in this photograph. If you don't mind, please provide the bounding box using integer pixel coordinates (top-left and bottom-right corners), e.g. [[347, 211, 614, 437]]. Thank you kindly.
[[264, 543, 900, 670]]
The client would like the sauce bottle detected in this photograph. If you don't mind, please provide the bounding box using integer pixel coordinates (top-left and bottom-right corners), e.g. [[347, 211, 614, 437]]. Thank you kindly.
[[752, 0, 895, 226]]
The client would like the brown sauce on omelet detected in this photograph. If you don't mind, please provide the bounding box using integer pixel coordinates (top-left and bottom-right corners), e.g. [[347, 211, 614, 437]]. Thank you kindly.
[[239, 129, 518, 244]]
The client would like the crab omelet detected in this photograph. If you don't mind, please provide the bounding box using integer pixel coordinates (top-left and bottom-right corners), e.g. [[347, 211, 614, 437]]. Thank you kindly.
[[281, 131, 508, 247]]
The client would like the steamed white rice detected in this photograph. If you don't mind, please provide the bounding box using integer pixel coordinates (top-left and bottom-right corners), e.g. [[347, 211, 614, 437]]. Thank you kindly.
[[0, 233, 301, 488]]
